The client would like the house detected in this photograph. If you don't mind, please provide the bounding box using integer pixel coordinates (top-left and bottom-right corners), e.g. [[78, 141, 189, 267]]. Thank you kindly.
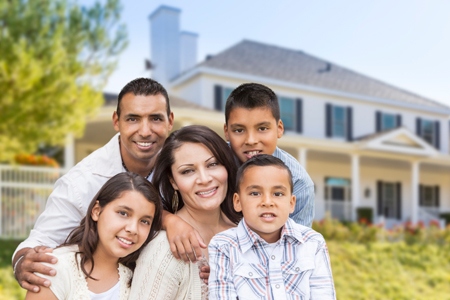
[[76, 5, 450, 227]]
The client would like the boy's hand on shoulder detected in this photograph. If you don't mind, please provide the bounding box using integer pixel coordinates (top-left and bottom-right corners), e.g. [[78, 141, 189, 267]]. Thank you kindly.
[[14, 246, 57, 292], [164, 213, 207, 262], [199, 265, 210, 284]]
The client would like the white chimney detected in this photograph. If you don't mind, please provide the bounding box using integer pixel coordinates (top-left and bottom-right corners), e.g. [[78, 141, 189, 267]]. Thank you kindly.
[[180, 31, 198, 74], [149, 6, 181, 87], [149, 6, 198, 87]]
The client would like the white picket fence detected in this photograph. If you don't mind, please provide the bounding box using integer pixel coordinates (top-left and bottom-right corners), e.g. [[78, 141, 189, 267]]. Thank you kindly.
[[0, 165, 65, 238]]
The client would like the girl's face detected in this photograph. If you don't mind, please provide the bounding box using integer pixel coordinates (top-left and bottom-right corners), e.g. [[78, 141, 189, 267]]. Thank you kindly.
[[91, 190, 155, 261], [170, 142, 228, 212]]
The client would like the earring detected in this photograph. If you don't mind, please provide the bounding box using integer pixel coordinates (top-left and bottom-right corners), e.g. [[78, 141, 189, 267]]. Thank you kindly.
[[172, 191, 179, 213]]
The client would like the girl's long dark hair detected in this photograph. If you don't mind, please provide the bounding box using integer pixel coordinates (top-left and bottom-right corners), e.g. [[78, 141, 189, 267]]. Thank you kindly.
[[152, 125, 242, 224], [61, 172, 162, 282]]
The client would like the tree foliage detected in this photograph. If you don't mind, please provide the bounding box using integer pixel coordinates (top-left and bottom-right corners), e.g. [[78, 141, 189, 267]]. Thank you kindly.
[[0, 0, 127, 162]]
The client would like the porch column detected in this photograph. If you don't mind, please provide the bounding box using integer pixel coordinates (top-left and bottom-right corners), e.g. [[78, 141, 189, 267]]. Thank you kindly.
[[298, 148, 307, 170], [411, 161, 419, 224], [351, 154, 360, 221], [64, 133, 75, 170]]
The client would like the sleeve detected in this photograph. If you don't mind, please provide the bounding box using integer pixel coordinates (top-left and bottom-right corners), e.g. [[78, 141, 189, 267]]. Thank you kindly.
[[208, 238, 237, 299], [13, 175, 86, 258], [290, 175, 315, 227], [129, 233, 189, 300], [309, 239, 336, 299], [35, 253, 70, 299]]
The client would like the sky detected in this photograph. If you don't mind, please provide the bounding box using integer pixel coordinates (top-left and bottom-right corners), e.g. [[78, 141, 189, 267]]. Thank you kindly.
[[92, 0, 450, 107]]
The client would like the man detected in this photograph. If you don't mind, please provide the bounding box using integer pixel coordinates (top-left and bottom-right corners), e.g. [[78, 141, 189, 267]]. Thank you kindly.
[[13, 78, 206, 292]]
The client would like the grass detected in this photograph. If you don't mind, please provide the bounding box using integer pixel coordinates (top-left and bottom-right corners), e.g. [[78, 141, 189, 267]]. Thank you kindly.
[[2, 226, 450, 300]]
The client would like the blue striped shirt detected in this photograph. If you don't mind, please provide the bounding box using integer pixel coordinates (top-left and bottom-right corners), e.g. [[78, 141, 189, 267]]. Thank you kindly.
[[273, 147, 315, 227], [208, 218, 336, 299]]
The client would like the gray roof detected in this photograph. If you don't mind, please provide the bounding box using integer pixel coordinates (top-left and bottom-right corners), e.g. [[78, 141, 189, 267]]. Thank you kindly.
[[199, 40, 448, 110]]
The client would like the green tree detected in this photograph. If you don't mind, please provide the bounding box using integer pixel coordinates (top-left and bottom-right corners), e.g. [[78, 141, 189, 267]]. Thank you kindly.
[[0, 0, 127, 162]]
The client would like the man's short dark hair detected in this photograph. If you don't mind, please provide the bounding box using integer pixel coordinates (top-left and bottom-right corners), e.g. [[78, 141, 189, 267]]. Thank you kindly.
[[225, 83, 280, 123], [236, 154, 293, 193], [117, 78, 171, 117]]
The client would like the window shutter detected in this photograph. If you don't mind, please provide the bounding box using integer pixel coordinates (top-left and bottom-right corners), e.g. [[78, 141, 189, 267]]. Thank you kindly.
[[435, 121, 440, 150], [296, 98, 302, 133], [396, 114, 402, 128], [416, 118, 422, 136], [214, 85, 223, 111], [346, 107, 353, 141], [326, 103, 332, 137], [435, 186, 440, 207], [376, 111, 381, 132], [419, 185, 423, 206], [396, 182, 402, 220], [377, 181, 383, 216]]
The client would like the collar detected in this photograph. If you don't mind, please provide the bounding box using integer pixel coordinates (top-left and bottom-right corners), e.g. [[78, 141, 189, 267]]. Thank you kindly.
[[237, 218, 304, 254]]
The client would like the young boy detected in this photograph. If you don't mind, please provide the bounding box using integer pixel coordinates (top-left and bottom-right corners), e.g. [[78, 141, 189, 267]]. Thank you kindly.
[[224, 82, 314, 227], [208, 155, 336, 299]]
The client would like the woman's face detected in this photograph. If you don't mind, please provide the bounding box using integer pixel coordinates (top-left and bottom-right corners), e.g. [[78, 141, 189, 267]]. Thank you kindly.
[[170, 142, 228, 212]]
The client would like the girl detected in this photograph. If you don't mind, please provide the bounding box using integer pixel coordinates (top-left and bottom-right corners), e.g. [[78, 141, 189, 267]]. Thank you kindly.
[[26, 172, 162, 300]]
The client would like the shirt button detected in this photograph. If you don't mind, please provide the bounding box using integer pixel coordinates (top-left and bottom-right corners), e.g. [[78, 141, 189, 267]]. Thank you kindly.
[[271, 255, 276, 260], [295, 267, 300, 272], [275, 284, 280, 289], [248, 272, 253, 277]]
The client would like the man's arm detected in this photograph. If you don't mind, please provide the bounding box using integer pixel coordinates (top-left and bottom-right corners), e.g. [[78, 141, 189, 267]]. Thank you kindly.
[[13, 176, 86, 292], [13, 247, 56, 293], [162, 210, 207, 262], [208, 240, 237, 299]]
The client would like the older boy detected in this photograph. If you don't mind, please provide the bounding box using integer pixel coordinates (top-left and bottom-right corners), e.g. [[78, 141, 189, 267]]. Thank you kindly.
[[224, 82, 314, 227], [209, 155, 335, 299]]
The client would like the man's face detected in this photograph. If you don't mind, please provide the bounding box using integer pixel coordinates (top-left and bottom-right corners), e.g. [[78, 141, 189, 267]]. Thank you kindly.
[[224, 107, 284, 163], [113, 93, 173, 169], [233, 165, 295, 243]]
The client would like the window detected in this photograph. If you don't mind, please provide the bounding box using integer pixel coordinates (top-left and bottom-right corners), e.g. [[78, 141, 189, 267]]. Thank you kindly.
[[280, 97, 296, 131], [422, 119, 434, 145], [214, 85, 235, 111], [416, 118, 440, 149], [376, 111, 401, 132], [324, 177, 351, 201], [419, 185, 439, 207], [326, 104, 352, 140], [377, 181, 401, 219]]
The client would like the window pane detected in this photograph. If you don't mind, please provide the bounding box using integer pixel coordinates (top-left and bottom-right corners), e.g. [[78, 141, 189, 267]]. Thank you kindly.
[[422, 119, 434, 145], [332, 106, 346, 137], [382, 113, 396, 130], [382, 183, 397, 218], [331, 187, 345, 201], [280, 97, 295, 131], [222, 87, 233, 111]]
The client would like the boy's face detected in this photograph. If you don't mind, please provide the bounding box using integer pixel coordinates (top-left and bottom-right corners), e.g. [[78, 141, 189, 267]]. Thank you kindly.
[[234, 165, 295, 243], [224, 107, 284, 163]]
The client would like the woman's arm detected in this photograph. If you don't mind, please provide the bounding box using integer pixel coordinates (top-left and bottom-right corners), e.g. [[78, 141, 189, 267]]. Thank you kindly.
[[25, 286, 58, 300]]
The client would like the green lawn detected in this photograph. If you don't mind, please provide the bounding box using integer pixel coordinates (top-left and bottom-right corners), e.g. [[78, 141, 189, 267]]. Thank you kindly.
[[1, 232, 450, 300]]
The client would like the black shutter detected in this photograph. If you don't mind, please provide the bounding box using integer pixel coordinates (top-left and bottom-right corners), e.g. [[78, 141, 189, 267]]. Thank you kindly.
[[396, 182, 401, 220], [416, 118, 422, 136], [346, 107, 353, 141], [214, 85, 223, 111], [296, 98, 302, 133], [377, 181, 383, 216], [326, 103, 332, 137], [435, 186, 440, 207], [419, 185, 423, 206], [396, 114, 402, 128], [435, 121, 440, 150], [376, 111, 381, 132]]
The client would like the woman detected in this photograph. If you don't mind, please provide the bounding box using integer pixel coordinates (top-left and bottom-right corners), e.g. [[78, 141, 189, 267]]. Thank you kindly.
[[26, 172, 162, 300], [129, 125, 241, 299]]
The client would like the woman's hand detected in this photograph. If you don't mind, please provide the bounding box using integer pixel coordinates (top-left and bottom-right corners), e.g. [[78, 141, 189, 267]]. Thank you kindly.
[[162, 211, 207, 262], [14, 246, 57, 292]]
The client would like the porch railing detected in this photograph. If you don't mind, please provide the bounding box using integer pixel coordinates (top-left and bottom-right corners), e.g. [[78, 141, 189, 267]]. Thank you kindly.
[[325, 200, 352, 221], [0, 165, 65, 238]]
